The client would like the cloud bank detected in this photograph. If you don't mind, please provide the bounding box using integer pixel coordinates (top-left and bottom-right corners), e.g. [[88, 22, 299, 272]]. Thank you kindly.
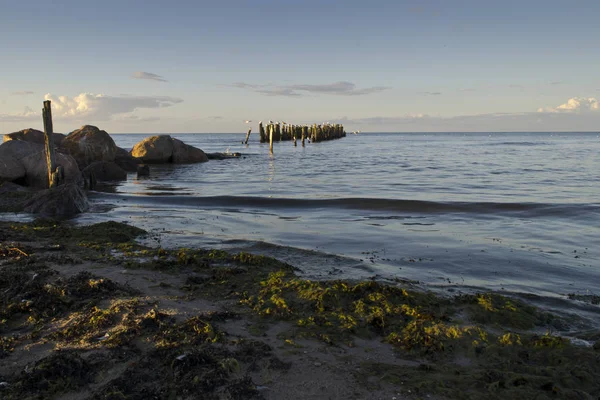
[[538, 97, 599, 113], [131, 71, 168, 82], [231, 81, 390, 97], [0, 93, 183, 123]]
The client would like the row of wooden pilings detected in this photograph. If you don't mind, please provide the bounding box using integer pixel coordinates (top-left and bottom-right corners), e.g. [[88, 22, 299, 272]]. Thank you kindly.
[[248, 122, 346, 152]]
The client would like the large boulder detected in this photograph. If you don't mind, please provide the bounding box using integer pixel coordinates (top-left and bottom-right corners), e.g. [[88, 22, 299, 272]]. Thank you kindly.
[[23, 183, 89, 217], [130, 135, 208, 164], [172, 138, 208, 163], [3, 128, 66, 148], [130, 135, 174, 163], [62, 125, 118, 168], [114, 146, 140, 172], [0, 140, 81, 188], [0, 153, 26, 183], [82, 161, 127, 181]]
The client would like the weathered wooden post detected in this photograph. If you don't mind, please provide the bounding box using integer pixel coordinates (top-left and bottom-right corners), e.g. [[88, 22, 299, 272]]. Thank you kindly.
[[269, 124, 274, 153], [259, 122, 265, 143], [42, 100, 59, 188], [301, 126, 306, 146], [244, 128, 252, 144]]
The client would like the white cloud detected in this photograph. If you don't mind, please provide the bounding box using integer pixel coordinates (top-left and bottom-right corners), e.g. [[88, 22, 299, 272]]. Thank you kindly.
[[231, 81, 390, 97], [43, 93, 183, 120], [538, 97, 599, 113], [131, 71, 168, 82]]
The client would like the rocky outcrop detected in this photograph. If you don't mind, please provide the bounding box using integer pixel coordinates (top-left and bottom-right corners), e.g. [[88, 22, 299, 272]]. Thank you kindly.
[[0, 140, 80, 188], [114, 146, 140, 172], [130, 135, 208, 164], [62, 125, 118, 168], [23, 183, 89, 217], [3, 128, 66, 148], [82, 161, 127, 181]]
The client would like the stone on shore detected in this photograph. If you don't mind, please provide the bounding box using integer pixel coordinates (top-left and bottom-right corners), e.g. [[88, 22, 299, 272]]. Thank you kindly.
[[62, 125, 118, 168], [130, 135, 208, 164], [23, 183, 89, 217], [0, 140, 81, 188], [3, 128, 66, 148], [82, 161, 127, 181]]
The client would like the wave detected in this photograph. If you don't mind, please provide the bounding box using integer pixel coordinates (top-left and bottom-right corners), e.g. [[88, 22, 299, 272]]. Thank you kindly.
[[92, 193, 599, 218]]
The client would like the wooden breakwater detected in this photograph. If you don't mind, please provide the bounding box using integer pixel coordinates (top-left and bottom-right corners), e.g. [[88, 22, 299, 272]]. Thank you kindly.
[[257, 122, 346, 145]]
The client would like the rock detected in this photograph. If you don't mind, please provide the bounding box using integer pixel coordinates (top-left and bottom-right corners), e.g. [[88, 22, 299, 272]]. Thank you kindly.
[[114, 146, 139, 172], [206, 152, 242, 160], [0, 181, 29, 194], [82, 161, 127, 181], [23, 183, 89, 217], [172, 138, 208, 163], [0, 153, 26, 183], [3, 128, 66, 148], [130, 135, 174, 163], [62, 125, 118, 168], [130, 135, 208, 164], [594, 341, 600, 351], [0, 140, 81, 188], [137, 164, 150, 177]]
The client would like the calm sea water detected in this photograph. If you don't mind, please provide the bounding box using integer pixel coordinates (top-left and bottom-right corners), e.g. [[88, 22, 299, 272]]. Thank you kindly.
[[78, 132, 599, 311]]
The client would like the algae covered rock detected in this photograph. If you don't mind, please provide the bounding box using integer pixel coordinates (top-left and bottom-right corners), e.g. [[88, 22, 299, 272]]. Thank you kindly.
[[62, 125, 118, 168], [131, 135, 208, 164]]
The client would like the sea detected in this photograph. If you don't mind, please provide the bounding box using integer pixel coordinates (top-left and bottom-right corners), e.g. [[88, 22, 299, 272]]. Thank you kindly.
[[73, 132, 599, 324]]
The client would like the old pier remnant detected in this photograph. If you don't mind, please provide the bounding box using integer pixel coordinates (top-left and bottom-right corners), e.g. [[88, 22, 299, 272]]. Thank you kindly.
[[256, 122, 346, 144]]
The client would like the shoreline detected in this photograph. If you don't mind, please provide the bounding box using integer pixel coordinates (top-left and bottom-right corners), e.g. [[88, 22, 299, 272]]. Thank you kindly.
[[1, 218, 599, 399]]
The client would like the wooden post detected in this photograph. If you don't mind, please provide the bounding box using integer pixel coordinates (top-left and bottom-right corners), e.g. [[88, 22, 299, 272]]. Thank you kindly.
[[269, 124, 274, 153], [42, 100, 58, 188], [259, 122, 265, 143], [301, 126, 306, 146], [244, 128, 252, 144]]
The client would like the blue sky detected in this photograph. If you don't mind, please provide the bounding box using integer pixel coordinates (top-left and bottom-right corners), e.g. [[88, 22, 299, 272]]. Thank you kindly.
[[1, 0, 599, 133]]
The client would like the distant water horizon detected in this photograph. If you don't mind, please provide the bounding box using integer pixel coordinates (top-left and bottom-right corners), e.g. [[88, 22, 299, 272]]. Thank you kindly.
[[64, 131, 600, 324]]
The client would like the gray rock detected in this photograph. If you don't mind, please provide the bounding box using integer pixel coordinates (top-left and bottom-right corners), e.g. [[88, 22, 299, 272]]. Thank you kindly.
[[23, 183, 89, 217], [137, 164, 150, 177], [3, 128, 66, 148], [206, 152, 242, 160], [82, 161, 127, 181], [114, 146, 140, 172], [63, 125, 118, 168], [172, 138, 208, 163], [130, 135, 174, 163], [0, 140, 81, 188], [130, 135, 208, 164]]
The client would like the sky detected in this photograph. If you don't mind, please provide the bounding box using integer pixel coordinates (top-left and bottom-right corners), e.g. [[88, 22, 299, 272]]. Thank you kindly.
[[1, 0, 600, 134]]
